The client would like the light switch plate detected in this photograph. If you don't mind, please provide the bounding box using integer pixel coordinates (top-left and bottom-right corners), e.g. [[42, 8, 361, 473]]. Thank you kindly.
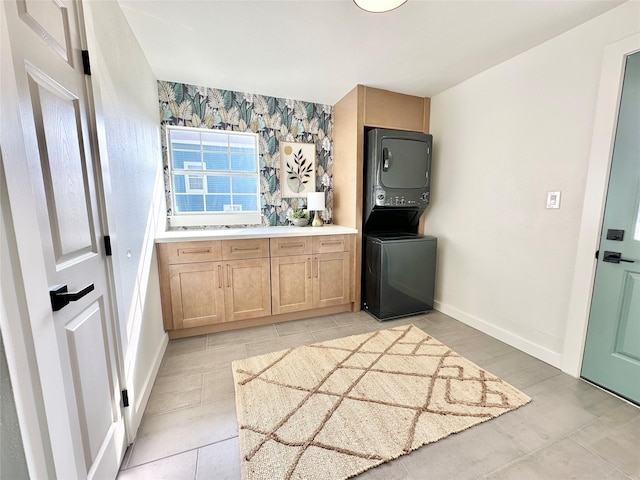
[[546, 191, 561, 209]]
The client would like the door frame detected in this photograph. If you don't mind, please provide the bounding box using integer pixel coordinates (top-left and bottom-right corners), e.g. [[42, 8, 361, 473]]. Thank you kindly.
[[563, 33, 640, 377]]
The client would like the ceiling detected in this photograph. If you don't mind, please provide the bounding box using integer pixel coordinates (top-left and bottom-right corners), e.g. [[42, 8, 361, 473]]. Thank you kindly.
[[118, 0, 626, 105]]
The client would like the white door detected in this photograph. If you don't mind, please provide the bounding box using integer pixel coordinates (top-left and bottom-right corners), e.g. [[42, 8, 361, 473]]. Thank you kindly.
[[2, 0, 126, 478]]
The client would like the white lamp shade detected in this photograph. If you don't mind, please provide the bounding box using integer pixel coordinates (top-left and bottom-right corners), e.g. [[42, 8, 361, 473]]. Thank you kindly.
[[306, 192, 325, 211], [353, 0, 407, 13]]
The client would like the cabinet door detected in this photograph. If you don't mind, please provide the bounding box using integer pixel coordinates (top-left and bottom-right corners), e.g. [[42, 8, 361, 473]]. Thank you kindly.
[[271, 255, 313, 315], [363, 86, 427, 132], [313, 252, 351, 308], [224, 258, 271, 321], [169, 262, 225, 329]]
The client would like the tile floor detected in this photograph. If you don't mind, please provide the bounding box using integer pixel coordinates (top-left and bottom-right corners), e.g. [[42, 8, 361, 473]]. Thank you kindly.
[[117, 310, 639, 480]]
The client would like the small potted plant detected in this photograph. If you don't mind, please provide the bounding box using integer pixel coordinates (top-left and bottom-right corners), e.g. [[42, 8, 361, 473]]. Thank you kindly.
[[289, 209, 310, 227]]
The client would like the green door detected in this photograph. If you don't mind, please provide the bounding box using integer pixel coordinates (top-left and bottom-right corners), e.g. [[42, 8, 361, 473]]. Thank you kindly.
[[581, 51, 640, 404]]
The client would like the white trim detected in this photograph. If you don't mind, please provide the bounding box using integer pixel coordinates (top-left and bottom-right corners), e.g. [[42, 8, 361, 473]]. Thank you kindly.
[[435, 301, 563, 368], [562, 34, 640, 377]]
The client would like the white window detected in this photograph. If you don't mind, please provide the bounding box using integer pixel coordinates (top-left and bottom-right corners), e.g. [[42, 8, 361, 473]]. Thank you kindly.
[[167, 126, 261, 227]]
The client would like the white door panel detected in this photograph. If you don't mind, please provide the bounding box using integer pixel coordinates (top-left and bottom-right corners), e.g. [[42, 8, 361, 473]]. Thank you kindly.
[[17, 0, 73, 64], [25, 62, 96, 265], [66, 301, 116, 466]]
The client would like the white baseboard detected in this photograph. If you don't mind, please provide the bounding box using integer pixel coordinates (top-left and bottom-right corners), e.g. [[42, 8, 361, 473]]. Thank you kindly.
[[434, 300, 562, 368]]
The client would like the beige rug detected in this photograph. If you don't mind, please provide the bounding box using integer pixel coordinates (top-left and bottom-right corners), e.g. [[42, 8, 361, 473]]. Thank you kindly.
[[232, 324, 531, 480]]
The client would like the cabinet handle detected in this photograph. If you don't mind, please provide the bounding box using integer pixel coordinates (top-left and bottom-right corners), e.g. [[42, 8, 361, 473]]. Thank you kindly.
[[307, 258, 311, 279], [281, 243, 304, 249], [179, 248, 211, 255], [315, 257, 319, 278], [217, 265, 222, 288], [320, 241, 342, 246], [227, 265, 231, 287], [232, 246, 260, 252]]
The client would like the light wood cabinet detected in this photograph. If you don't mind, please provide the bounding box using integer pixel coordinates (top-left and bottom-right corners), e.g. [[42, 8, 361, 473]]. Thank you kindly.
[[271, 254, 313, 315], [313, 252, 351, 308], [158, 238, 271, 331], [220, 238, 271, 321], [362, 86, 430, 132], [169, 262, 225, 329], [270, 237, 312, 257], [224, 257, 271, 321], [157, 233, 355, 338], [313, 235, 348, 254], [222, 238, 270, 260], [271, 235, 351, 314]]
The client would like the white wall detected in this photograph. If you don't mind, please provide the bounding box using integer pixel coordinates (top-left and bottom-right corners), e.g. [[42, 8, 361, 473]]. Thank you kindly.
[[83, 0, 167, 439], [427, 1, 640, 367]]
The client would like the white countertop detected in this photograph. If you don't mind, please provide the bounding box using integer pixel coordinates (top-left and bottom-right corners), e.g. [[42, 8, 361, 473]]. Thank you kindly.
[[155, 224, 358, 243]]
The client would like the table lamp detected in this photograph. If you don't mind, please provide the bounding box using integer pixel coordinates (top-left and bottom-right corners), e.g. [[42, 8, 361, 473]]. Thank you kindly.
[[307, 191, 325, 227]]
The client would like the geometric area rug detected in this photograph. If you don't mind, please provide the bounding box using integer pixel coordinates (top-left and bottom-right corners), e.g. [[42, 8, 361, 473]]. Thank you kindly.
[[232, 324, 531, 480]]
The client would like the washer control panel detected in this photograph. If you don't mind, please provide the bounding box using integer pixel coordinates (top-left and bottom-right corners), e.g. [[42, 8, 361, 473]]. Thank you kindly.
[[374, 187, 429, 207]]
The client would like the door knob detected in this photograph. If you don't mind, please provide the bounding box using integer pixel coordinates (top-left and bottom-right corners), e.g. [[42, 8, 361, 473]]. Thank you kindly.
[[49, 284, 94, 311], [602, 251, 635, 264]]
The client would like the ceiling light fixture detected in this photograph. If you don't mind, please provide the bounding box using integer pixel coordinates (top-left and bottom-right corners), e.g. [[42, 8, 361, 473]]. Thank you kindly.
[[353, 0, 407, 13]]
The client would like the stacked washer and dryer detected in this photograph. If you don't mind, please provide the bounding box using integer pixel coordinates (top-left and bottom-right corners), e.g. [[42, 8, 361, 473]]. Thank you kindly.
[[362, 128, 437, 321]]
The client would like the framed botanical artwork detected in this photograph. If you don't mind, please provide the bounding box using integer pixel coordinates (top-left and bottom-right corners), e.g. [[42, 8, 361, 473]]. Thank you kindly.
[[280, 141, 316, 198]]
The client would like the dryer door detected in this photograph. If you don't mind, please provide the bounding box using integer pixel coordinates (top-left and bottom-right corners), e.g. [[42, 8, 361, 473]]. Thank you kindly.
[[380, 137, 430, 189]]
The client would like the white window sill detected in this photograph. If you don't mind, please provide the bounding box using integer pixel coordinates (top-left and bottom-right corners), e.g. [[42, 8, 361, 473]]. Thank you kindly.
[[168, 213, 262, 227]]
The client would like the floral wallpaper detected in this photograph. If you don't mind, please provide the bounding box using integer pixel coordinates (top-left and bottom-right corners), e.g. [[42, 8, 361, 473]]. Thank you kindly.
[[158, 80, 333, 228]]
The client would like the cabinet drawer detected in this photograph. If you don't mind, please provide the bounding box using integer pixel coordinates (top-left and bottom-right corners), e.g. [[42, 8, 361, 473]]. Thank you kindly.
[[313, 235, 349, 254], [222, 238, 269, 260], [270, 237, 312, 257], [161, 241, 222, 265]]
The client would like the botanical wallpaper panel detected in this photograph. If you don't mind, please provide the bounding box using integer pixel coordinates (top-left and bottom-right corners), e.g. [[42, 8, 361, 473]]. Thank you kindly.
[[158, 81, 333, 228]]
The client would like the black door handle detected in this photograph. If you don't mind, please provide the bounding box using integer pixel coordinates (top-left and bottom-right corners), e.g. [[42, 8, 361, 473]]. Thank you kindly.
[[602, 251, 635, 264], [50, 284, 94, 311]]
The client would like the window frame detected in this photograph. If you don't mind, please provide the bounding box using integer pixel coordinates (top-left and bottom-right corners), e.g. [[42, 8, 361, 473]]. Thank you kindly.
[[166, 125, 262, 227]]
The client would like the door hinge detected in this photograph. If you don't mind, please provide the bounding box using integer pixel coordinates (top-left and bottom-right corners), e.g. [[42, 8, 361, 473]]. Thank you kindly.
[[122, 389, 129, 408], [104, 235, 112, 256], [81, 50, 91, 76], [595, 250, 599, 260]]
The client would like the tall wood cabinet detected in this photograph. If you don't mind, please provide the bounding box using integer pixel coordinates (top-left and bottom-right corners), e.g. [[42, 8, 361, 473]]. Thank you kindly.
[[333, 85, 431, 310], [157, 233, 354, 338]]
